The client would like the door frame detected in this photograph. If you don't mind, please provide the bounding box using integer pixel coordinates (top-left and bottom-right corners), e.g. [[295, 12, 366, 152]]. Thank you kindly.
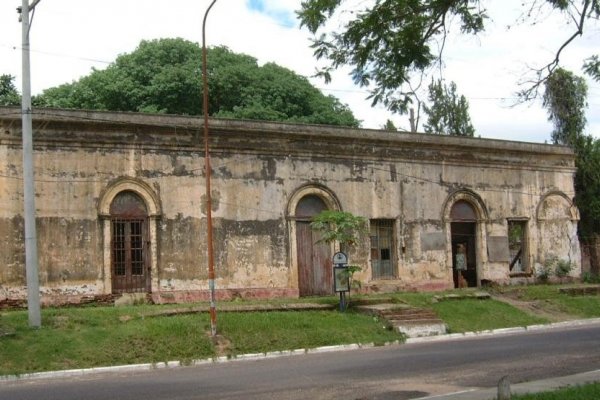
[[442, 189, 489, 289], [110, 216, 150, 293], [286, 184, 341, 296], [98, 177, 161, 295]]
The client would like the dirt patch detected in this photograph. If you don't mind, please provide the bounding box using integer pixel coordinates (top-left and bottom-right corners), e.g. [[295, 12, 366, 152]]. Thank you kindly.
[[210, 333, 233, 357], [491, 292, 575, 323]]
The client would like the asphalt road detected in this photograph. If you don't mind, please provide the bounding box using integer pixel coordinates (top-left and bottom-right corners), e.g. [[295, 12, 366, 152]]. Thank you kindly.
[[1, 322, 600, 400]]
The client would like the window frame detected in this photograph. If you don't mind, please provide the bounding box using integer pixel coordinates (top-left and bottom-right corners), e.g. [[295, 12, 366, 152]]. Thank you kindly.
[[369, 219, 397, 280]]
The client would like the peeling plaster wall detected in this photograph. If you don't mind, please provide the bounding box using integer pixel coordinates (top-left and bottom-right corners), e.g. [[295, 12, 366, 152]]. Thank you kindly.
[[0, 107, 580, 303]]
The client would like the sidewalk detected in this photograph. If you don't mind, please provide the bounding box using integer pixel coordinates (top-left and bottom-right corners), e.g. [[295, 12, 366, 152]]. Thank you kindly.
[[415, 369, 600, 400]]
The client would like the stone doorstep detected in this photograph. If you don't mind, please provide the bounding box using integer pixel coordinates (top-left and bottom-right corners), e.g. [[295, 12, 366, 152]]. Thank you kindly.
[[114, 293, 148, 307]]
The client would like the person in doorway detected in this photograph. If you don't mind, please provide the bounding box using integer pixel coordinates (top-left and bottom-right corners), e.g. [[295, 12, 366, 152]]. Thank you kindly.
[[455, 243, 467, 288]]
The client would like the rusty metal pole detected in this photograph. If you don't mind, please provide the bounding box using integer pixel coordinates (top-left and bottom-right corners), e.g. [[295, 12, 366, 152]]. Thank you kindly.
[[202, 0, 218, 338]]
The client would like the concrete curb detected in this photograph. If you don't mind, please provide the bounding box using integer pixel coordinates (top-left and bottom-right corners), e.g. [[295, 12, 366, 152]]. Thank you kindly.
[[406, 317, 600, 344], [0, 341, 401, 383], [1, 318, 599, 384]]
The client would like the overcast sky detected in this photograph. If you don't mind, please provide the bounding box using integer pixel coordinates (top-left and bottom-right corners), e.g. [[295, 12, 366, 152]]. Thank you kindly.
[[1, 0, 598, 143]]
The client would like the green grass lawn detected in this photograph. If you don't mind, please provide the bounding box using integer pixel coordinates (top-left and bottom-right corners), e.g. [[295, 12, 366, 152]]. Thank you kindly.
[[1, 284, 597, 376], [220, 310, 398, 355], [0, 306, 215, 375], [432, 299, 548, 333], [0, 306, 400, 376], [513, 382, 600, 399], [498, 284, 600, 318]]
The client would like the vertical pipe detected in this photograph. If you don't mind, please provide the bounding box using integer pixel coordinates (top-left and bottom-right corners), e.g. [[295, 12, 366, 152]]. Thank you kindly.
[[202, 0, 218, 338], [21, 0, 41, 328]]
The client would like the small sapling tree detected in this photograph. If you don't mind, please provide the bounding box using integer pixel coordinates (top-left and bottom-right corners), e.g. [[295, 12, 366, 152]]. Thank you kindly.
[[310, 210, 367, 307]]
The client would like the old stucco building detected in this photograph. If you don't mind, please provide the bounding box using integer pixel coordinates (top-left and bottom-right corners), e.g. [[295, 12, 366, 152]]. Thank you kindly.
[[0, 107, 581, 304]]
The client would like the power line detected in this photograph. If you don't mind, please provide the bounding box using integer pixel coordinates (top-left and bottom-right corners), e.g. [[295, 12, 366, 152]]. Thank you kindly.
[[0, 43, 112, 65]]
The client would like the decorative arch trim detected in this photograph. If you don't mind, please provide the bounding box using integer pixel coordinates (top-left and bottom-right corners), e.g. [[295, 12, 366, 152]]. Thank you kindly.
[[441, 188, 489, 222], [286, 183, 342, 219], [536, 190, 579, 221], [98, 177, 162, 217]]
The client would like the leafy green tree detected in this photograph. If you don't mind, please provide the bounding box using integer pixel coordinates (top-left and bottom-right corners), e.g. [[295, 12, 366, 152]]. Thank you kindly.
[[573, 135, 600, 275], [423, 80, 475, 136], [34, 38, 359, 127], [298, 0, 600, 112], [543, 68, 587, 146], [310, 210, 367, 252], [583, 55, 600, 81], [310, 210, 368, 300], [382, 119, 398, 131], [0, 74, 21, 106], [543, 68, 599, 274]]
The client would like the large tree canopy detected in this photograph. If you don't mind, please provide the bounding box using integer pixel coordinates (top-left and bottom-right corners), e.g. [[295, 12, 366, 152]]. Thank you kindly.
[[298, 0, 600, 113], [34, 38, 359, 127]]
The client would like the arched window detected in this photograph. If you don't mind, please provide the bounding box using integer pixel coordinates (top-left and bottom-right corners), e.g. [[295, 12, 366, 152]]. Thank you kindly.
[[295, 194, 328, 218], [450, 200, 477, 221]]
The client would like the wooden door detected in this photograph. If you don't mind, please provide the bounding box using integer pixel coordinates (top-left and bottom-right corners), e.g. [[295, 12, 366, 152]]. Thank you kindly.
[[295, 195, 332, 296]]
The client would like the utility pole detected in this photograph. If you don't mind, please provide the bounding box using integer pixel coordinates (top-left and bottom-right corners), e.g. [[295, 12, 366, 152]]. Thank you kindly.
[[19, 0, 42, 328], [202, 0, 218, 338]]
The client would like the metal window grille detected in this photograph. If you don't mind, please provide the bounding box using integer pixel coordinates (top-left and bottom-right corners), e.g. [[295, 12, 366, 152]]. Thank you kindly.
[[111, 219, 147, 293], [370, 219, 396, 279]]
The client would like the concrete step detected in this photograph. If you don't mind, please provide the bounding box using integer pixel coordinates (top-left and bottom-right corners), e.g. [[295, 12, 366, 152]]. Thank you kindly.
[[355, 303, 447, 338], [395, 321, 447, 338], [381, 310, 438, 319], [388, 318, 445, 326]]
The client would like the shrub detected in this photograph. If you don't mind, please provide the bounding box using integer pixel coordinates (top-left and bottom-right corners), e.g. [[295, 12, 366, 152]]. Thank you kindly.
[[537, 255, 574, 283], [536, 255, 557, 283], [555, 259, 574, 278], [582, 271, 600, 283]]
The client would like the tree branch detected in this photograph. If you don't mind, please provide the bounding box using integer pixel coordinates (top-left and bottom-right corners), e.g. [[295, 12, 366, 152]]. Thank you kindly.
[[518, 0, 591, 101]]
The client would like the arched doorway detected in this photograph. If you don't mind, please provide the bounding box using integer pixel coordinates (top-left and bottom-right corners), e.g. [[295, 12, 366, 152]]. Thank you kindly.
[[295, 195, 332, 296], [450, 200, 478, 288], [109, 191, 150, 293]]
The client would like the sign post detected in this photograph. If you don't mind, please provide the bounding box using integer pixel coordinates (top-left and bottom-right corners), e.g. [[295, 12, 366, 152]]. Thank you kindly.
[[333, 252, 350, 311]]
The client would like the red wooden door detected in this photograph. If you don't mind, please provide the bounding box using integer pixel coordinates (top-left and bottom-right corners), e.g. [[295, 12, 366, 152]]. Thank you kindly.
[[295, 195, 332, 296]]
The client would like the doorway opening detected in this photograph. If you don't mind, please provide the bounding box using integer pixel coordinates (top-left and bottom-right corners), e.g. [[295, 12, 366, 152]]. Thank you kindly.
[[450, 200, 478, 288], [110, 191, 150, 294]]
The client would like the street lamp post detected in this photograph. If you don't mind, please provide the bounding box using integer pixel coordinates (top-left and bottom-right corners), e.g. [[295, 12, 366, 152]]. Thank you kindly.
[[202, 0, 218, 338]]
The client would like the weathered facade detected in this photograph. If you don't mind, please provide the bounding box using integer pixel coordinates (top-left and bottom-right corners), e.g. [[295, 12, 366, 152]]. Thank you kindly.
[[0, 107, 581, 305]]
